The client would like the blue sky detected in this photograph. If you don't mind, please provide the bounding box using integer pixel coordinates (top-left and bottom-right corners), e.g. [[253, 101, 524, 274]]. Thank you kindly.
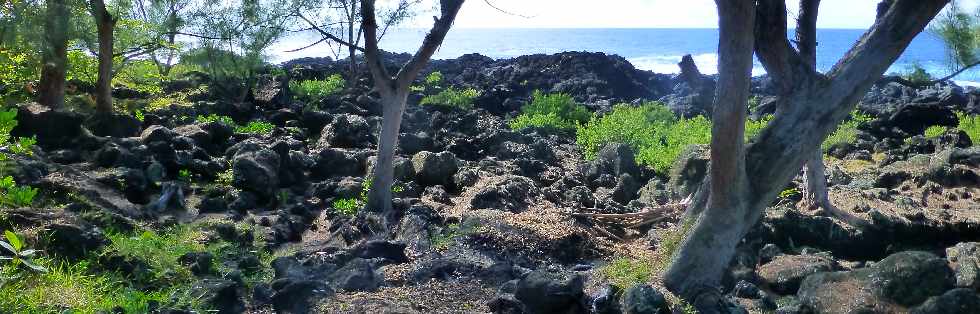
[[408, 0, 979, 29]]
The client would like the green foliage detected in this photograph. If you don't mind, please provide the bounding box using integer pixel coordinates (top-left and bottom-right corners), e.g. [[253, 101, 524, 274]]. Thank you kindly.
[[106, 227, 204, 283], [425, 71, 443, 86], [924, 125, 946, 138], [901, 63, 934, 84], [134, 109, 145, 122], [66, 50, 99, 84], [599, 257, 653, 288], [114, 60, 165, 95], [331, 198, 359, 217], [822, 111, 872, 151], [745, 115, 773, 140], [510, 91, 590, 131], [290, 74, 345, 102], [0, 108, 36, 207], [930, 3, 980, 71], [957, 112, 980, 146], [420, 87, 479, 109], [430, 221, 478, 250], [0, 230, 45, 272], [215, 168, 234, 186], [0, 48, 39, 99], [779, 188, 799, 199], [178, 169, 192, 182], [196, 113, 235, 125], [236, 121, 275, 134]]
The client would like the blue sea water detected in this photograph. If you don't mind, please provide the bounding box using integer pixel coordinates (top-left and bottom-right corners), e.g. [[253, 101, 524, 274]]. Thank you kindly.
[[271, 28, 980, 82]]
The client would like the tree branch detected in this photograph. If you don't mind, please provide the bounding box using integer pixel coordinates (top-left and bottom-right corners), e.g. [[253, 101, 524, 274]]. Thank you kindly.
[[754, 0, 820, 95], [393, 0, 464, 87], [296, 12, 366, 52]]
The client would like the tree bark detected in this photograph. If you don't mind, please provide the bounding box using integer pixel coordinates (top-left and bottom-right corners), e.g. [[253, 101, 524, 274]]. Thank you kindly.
[[92, 0, 117, 114], [795, 0, 835, 212], [360, 0, 464, 228], [666, 0, 949, 312], [663, 1, 756, 311], [37, 0, 69, 108]]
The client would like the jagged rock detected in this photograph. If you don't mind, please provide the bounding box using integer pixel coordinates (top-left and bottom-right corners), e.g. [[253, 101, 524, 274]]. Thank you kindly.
[[759, 254, 836, 294], [311, 148, 367, 179], [366, 156, 416, 182], [85, 113, 142, 138], [470, 176, 537, 212], [412, 151, 459, 187], [591, 284, 621, 314], [909, 288, 980, 314], [140, 125, 176, 144], [192, 279, 245, 314], [668, 144, 709, 197], [42, 224, 108, 261], [514, 270, 585, 314], [584, 143, 641, 188], [13, 103, 84, 148], [622, 284, 669, 314], [317, 114, 373, 148], [328, 258, 382, 292], [232, 148, 280, 201], [798, 251, 954, 312], [611, 173, 641, 204], [179, 252, 215, 277], [947, 242, 980, 289]]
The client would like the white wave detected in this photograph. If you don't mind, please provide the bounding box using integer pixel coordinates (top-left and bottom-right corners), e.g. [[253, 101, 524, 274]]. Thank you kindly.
[[628, 53, 767, 76]]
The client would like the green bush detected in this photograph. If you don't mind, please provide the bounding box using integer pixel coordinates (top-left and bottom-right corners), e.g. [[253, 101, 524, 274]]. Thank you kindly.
[[957, 112, 980, 145], [425, 71, 443, 86], [510, 91, 591, 131], [290, 74, 345, 102], [822, 111, 872, 151], [195, 114, 235, 125], [235, 121, 275, 134], [902, 63, 933, 84], [924, 125, 946, 138], [420, 87, 479, 109]]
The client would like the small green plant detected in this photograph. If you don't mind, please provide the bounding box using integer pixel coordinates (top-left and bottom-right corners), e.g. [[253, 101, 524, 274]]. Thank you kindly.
[[0, 230, 45, 272], [235, 121, 275, 134], [133, 110, 145, 122], [429, 222, 478, 250], [331, 178, 403, 216], [424, 71, 443, 86], [902, 62, 933, 84], [822, 110, 872, 151], [957, 112, 980, 145], [195, 114, 235, 125], [599, 257, 653, 288], [510, 90, 591, 131], [924, 125, 946, 138], [215, 168, 234, 186], [177, 169, 192, 182], [779, 188, 799, 199], [420, 87, 479, 109], [290, 74, 345, 102]]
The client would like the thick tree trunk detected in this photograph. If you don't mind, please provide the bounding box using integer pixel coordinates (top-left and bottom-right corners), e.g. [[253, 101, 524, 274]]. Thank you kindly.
[[663, 1, 756, 312], [37, 0, 69, 108], [94, 12, 116, 114], [667, 1, 948, 312]]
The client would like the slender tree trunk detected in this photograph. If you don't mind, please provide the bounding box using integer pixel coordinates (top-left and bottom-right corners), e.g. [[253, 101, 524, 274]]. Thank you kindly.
[[366, 90, 408, 219], [93, 4, 117, 114], [663, 2, 756, 312], [796, 0, 833, 212], [37, 0, 69, 108], [348, 0, 359, 86]]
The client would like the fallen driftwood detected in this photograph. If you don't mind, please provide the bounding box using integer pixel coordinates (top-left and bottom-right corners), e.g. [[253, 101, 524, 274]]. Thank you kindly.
[[573, 196, 692, 241]]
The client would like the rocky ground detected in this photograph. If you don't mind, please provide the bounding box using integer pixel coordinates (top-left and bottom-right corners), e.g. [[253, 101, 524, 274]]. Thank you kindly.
[[4, 51, 980, 314]]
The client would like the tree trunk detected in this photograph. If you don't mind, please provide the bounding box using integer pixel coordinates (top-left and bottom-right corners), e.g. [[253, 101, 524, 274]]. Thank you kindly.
[[366, 90, 408, 223], [795, 0, 833, 212], [93, 3, 116, 114], [666, 0, 948, 312], [37, 0, 69, 108], [663, 1, 756, 311]]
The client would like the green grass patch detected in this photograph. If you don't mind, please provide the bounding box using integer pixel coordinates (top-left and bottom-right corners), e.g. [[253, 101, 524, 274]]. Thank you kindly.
[[235, 121, 275, 134], [924, 125, 946, 138], [420, 87, 479, 109], [598, 257, 654, 288], [105, 227, 205, 283], [957, 112, 980, 145], [290, 74, 345, 102], [822, 111, 872, 151], [510, 91, 591, 131]]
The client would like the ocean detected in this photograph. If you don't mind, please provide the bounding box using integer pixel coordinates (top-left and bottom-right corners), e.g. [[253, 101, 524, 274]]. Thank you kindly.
[[270, 28, 980, 82]]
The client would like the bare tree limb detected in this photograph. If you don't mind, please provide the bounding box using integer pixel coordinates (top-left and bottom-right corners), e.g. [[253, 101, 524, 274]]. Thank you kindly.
[[394, 0, 464, 87]]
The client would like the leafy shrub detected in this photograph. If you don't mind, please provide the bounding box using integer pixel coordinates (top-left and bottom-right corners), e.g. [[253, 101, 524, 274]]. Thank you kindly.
[[115, 60, 164, 95], [195, 114, 235, 125], [924, 125, 946, 138], [958, 112, 980, 145], [331, 198, 360, 217], [0, 108, 36, 207], [290, 74, 345, 102], [0, 230, 44, 272], [67, 51, 98, 84], [235, 121, 275, 134], [902, 63, 933, 84], [599, 257, 653, 288], [822, 111, 872, 151], [420, 87, 479, 109], [425, 71, 443, 86], [510, 91, 591, 130]]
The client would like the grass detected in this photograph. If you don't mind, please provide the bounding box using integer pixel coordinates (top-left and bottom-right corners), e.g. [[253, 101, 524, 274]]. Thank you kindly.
[[510, 91, 591, 131], [598, 257, 654, 288], [194, 114, 274, 134], [430, 221, 478, 251], [924, 125, 946, 138], [420, 87, 479, 109], [822, 110, 872, 151], [957, 112, 980, 145], [0, 259, 197, 313], [290, 74, 345, 102], [105, 227, 206, 284], [653, 219, 695, 272]]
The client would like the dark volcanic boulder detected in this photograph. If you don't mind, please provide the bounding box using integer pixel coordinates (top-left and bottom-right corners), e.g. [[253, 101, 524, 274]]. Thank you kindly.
[[910, 288, 980, 314], [584, 143, 641, 188], [668, 144, 710, 197], [192, 279, 245, 314], [514, 270, 585, 314], [947, 242, 980, 289], [328, 258, 383, 292], [798, 251, 954, 313], [758, 254, 836, 294], [622, 284, 669, 314], [85, 113, 142, 138], [140, 125, 176, 144], [42, 224, 108, 260], [232, 148, 280, 201], [412, 151, 459, 187], [470, 175, 537, 212], [317, 114, 373, 148], [868, 102, 957, 138], [13, 103, 84, 148]]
